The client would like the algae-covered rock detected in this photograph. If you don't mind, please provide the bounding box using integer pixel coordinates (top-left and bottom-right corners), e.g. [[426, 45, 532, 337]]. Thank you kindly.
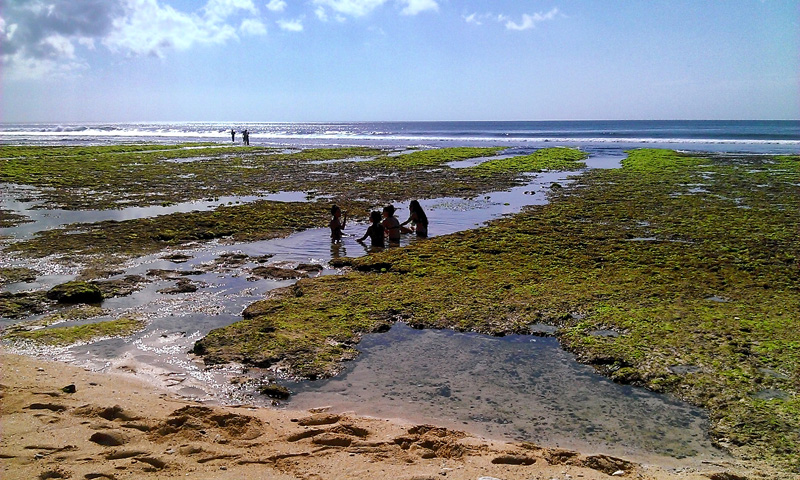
[[259, 382, 291, 399], [46, 281, 103, 304], [0, 291, 50, 318]]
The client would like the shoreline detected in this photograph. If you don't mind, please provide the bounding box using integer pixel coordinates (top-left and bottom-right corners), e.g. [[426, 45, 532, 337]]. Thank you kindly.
[[0, 349, 760, 480]]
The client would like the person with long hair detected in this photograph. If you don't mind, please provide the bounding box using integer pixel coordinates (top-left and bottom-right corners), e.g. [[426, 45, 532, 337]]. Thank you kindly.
[[400, 200, 428, 238]]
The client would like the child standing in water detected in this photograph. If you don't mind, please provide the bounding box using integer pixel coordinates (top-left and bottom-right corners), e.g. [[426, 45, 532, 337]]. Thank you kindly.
[[400, 200, 429, 238], [357, 211, 385, 248], [382, 205, 401, 243], [330, 204, 347, 242]]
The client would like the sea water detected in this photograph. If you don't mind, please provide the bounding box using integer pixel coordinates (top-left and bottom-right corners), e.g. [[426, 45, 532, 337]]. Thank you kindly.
[[2, 120, 799, 154]]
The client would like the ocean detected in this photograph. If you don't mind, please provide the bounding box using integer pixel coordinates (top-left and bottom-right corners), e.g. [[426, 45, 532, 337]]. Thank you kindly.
[[1, 120, 799, 153]]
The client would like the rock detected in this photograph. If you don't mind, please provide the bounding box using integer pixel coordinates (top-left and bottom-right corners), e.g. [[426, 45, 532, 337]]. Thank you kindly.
[[251, 266, 305, 280], [157, 279, 197, 294], [311, 433, 352, 447], [260, 382, 291, 399], [296, 263, 323, 272], [61, 384, 76, 394], [296, 413, 341, 426], [89, 431, 128, 446], [491, 454, 536, 465], [46, 281, 103, 304]]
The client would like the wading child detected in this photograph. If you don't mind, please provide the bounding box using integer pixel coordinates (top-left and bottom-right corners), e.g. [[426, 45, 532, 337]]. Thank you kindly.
[[330, 204, 347, 242], [357, 211, 385, 248], [399, 199, 429, 238], [382, 205, 401, 243]]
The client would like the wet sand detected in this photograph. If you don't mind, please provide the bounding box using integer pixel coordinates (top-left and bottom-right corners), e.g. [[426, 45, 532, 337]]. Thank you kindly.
[[0, 349, 760, 480]]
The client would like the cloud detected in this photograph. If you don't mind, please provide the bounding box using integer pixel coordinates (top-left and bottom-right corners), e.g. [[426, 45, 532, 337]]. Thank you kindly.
[[503, 8, 560, 31], [240, 18, 268, 35], [400, 0, 438, 16], [1, 0, 125, 59], [1, 0, 126, 79], [104, 0, 239, 57], [463, 13, 482, 26], [204, 0, 257, 22], [1, 0, 268, 79], [277, 18, 304, 32], [314, 7, 328, 21], [266, 0, 287, 12], [312, 0, 387, 18], [312, 0, 435, 18]]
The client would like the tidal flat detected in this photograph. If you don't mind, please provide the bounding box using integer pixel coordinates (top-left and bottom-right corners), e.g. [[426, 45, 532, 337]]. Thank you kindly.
[[1, 144, 798, 474]]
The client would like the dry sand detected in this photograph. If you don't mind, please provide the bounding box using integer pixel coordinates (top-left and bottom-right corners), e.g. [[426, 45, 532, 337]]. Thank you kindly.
[[0, 350, 760, 480]]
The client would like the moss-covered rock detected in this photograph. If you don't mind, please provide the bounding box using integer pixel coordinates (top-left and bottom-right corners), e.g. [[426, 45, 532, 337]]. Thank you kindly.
[[46, 281, 104, 304]]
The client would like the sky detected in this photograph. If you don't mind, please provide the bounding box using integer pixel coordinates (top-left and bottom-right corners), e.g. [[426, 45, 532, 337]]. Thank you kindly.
[[1, 0, 798, 122]]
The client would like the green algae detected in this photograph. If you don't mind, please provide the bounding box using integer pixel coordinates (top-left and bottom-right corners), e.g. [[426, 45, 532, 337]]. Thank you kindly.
[[4, 145, 586, 273], [464, 146, 588, 176], [4, 316, 145, 346], [8, 199, 371, 264], [0, 144, 380, 210], [0, 267, 37, 286], [369, 147, 506, 168], [0, 208, 32, 228], [194, 149, 800, 471], [0, 144, 577, 211]]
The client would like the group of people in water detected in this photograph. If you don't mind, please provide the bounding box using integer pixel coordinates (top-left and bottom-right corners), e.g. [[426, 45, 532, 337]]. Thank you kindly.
[[330, 201, 428, 248], [231, 129, 250, 145]]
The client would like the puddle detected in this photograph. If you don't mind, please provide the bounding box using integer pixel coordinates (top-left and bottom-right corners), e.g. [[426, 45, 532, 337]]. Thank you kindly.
[[286, 324, 727, 465]]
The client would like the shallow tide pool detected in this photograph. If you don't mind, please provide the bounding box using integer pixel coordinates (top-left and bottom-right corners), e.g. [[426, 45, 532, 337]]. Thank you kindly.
[[285, 323, 727, 466]]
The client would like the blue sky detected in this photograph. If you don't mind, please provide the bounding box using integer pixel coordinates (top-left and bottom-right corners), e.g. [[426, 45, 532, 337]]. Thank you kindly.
[[1, 0, 798, 122]]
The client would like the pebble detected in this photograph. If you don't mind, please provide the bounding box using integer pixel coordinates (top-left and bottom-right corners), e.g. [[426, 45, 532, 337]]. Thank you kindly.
[[611, 471, 625, 476]]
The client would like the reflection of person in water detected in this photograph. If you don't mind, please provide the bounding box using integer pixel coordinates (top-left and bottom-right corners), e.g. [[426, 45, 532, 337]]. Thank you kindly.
[[400, 200, 428, 238], [357, 211, 385, 248], [330, 204, 347, 243], [230, 129, 235, 142], [382, 205, 401, 243]]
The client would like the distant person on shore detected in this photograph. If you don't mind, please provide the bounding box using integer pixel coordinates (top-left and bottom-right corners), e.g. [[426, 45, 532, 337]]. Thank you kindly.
[[357, 211, 385, 248], [230, 129, 235, 142], [400, 200, 428, 238], [382, 205, 401, 243], [330, 204, 347, 243], [242, 129, 250, 145]]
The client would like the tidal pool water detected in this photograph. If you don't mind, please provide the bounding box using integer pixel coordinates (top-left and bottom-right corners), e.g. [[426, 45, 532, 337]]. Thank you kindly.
[[285, 323, 727, 465]]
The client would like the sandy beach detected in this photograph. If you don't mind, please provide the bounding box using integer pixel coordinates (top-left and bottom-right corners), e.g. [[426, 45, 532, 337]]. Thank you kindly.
[[1, 349, 764, 480]]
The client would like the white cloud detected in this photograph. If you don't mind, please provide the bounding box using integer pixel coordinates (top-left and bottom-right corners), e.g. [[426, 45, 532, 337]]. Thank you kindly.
[[503, 8, 559, 31], [312, 0, 387, 17], [240, 18, 268, 35], [314, 6, 329, 21], [1, 0, 125, 79], [1, 0, 270, 78], [266, 0, 287, 12], [463, 13, 482, 25], [400, 0, 438, 16], [277, 18, 304, 32], [104, 0, 238, 57], [205, 0, 257, 22]]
